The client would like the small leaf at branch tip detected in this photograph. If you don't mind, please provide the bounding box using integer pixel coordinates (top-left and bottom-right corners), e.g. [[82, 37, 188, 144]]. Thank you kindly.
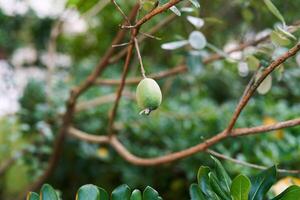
[[170, 6, 181, 16], [188, 0, 200, 8], [181, 7, 194, 12], [263, 0, 286, 25], [161, 40, 189, 50], [187, 16, 204, 29]]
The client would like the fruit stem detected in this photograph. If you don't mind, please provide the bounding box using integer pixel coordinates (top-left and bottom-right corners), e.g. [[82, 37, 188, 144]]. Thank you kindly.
[[134, 37, 147, 78]]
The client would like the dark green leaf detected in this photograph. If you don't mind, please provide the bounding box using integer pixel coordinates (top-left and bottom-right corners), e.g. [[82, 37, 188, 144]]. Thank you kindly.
[[189, 183, 206, 200], [111, 184, 131, 200], [263, 0, 285, 25], [98, 187, 109, 200], [197, 166, 212, 196], [211, 156, 232, 193], [40, 184, 59, 200], [76, 184, 100, 200], [249, 166, 277, 200], [26, 192, 39, 200], [143, 186, 161, 200], [209, 172, 231, 200], [130, 189, 142, 200], [231, 174, 251, 200], [272, 185, 300, 200]]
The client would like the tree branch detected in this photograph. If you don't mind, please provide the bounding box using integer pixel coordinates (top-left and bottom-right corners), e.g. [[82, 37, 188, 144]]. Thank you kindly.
[[69, 117, 300, 166], [21, 5, 141, 196], [206, 149, 300, 174], [95, 65, 187, 85], [226, 43, 300, 134]]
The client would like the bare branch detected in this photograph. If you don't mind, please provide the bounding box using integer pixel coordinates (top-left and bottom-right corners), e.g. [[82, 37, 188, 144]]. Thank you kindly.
[[69, 117, 300, 166], [95, 65, 187, 85], [206, 149, 300, 174]]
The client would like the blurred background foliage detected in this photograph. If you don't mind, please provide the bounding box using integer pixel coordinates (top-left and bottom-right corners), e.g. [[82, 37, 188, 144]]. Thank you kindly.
[[0, 0, 300, 199]]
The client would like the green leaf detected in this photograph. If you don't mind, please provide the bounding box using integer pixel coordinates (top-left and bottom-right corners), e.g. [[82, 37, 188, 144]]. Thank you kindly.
[[246, 55, 260, 70], [231, 174, 251, 200], [161, 40, 189, 50], [189, 183, 206, 200], [197, 166, 221, 199], [188, 31, 207, 50], [211, 156, 232, 193], [130, 189, 142, 200], [98, 187, 109, 200], [249, 166, 277, 200], [189, 0, 200, 8], [197, 166, 212, 196], [170, 6, 181, 16], [257, 74, 272, 95], [276, 25, 297, 40], [263, 0, 285, 25], [272, 185, 300, 200], [111, 184, 131, 200], [76, 184, 100, 200], [270, 31, 291, 46], [209, 172, 231, 200], [26, 192, 39, 200], [143, 186, 161, 200], [40, 184, 59, 200]]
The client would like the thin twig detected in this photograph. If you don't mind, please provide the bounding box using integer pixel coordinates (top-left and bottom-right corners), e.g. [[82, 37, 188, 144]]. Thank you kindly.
[[112, 0, 131, 25], [206, 149, 300, 174], [95, 65, 187, 85], [134, 37, 147, 78]]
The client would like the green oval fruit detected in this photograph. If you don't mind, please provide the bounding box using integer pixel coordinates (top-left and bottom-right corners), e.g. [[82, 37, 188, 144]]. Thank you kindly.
[[136, 78, 162, 115]]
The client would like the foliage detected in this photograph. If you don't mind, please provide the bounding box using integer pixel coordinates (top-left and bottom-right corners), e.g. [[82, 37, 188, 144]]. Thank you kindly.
[[26, 158, 300, 200]]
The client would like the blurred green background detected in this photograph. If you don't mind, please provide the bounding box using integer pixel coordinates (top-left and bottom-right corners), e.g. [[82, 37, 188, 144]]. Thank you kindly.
[[0, 0, 300, 199]]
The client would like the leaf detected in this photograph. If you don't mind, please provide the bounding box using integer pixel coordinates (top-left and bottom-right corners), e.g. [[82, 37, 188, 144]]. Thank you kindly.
[[40, 184, 59, 200], [197, 166, 211, 194], [170, 6, 181, 16], [263, 0, 285, 25], [246, 55, 260, 70], [197, 166, 217, 197], [188, 31, 207, 50], [249, 166, 277, 200], [189, 0, 200, 8], [209, 172, 231, 200], [257, 74, 272, 95], [98, 187, 109, 200], [275, 25, 297, 40], [187, 16, 204, 28], [272, 185, 300, 200], [26, 192, 39, 200], [211, 156, 232, 193], [143, 186, 161, 200], [161, 40, 189, 50], [231, 174, 251, 200], [111, 184, 131, 200], [270, 31, 290, 46], [130, 189, 142, 200], [189, 183, 206, 200], [181, 7, 194, 12], [76, 184, 100, 200]]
